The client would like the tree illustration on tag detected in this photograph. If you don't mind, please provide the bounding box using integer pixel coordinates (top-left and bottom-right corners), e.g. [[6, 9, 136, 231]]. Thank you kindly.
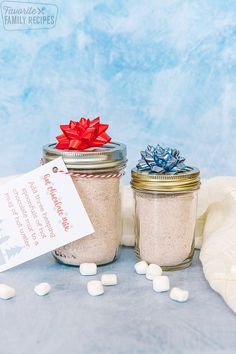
[[5, 245, 24, 260], [0, 218, 24, 264], [0, 219, 9, 265]]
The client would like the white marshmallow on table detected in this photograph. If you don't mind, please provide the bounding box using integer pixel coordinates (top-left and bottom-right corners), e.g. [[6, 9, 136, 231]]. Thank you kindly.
[[34, 283, 51, 296], [0, 284, 16, 300], [153, 276, 170, 293], [87, 280, 104, 296], [170, 287, 189, 302], [134, 261, 148, 274], [146, 264, 162, 280], [101, 274, 118, 286], [80, 263, 97, 276]]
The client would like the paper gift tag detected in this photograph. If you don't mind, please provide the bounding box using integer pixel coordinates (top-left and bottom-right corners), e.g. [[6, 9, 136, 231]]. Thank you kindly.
[[0, 157, 94, 271]]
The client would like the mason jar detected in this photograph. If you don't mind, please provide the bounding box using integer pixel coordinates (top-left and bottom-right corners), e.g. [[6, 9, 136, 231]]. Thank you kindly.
[[43, 142, 127, 266], [131, 168, 200, 270]]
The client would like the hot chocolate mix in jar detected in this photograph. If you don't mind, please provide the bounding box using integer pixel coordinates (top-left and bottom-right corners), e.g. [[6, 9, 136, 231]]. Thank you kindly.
[[131, 144, 200, 270]]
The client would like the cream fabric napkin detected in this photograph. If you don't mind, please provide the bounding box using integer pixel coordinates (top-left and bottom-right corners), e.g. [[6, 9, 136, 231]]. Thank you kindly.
[[1, 175, 236, 313], [121, 179, 236, 314]]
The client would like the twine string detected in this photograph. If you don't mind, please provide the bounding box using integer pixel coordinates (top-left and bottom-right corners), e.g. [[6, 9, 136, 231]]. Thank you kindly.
[[40, 159, 124, 179]]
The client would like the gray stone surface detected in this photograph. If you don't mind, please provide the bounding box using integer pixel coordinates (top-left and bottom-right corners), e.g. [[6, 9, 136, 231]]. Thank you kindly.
[[0, 247, 236, 354]]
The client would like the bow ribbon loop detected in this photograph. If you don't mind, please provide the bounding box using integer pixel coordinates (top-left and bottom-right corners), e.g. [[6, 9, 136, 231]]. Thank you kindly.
[[137, 144, 192, 174], [56, 117, 111, 150]]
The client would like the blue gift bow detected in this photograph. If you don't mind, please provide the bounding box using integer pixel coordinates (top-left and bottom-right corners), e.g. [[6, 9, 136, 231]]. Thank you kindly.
[[136, 144, 192, 174]]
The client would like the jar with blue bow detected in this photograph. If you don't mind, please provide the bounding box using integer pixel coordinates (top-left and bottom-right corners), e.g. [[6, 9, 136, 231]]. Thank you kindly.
[[131, 145, 200, 270]]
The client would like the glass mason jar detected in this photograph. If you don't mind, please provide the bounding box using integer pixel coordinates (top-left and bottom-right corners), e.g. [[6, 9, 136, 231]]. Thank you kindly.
[[43, 142, 127, 266], [131, 168, 200, 270]]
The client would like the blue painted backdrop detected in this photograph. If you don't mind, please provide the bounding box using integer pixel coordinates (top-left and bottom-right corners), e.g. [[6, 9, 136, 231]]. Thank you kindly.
[[0, 0, 236, 178]]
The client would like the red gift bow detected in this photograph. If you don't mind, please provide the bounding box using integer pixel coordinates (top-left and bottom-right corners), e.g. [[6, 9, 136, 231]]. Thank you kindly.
[[56, 117, 111, 150]]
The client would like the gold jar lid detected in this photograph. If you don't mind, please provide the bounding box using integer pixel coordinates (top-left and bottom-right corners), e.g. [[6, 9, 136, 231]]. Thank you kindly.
[[131, 167, 200, 193], [43, 142, 127, 172]]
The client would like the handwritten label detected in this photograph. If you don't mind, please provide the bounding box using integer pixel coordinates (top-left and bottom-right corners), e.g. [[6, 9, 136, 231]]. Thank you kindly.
[[0, 157, 94, 271]]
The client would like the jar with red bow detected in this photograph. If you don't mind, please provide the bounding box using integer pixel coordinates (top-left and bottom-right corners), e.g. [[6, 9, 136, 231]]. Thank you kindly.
[[43, 117, 127, 266]]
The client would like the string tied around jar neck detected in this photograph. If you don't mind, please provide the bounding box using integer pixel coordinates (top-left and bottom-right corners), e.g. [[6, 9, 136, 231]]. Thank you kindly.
[[40, 158, 125, 179]]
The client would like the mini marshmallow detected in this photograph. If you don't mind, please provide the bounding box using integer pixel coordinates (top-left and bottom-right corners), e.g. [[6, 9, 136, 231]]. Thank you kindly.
[[87, 280, 104, 296], [101, 274, 118, 286], [80, 263, 97, 276], [230, 264, 236, 274], [146, 264, 162, 280], [134, 261, 148, 274], [34, 283, 51, 296], [170, 287, 189, 302], [0, 284, 16, 300], [153, 276, 170, 293]]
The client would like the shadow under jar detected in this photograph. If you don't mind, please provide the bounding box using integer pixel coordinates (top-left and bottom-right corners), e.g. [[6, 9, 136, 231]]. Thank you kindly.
[[43, 142, 127, 266], [131, 168, 200, 270]]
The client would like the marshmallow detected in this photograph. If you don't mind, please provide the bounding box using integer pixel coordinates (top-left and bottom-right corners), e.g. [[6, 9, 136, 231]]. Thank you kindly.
[[0, 284, 16, 300], [146, 264, 162, 280], [34, 283, 51, 296], [101, 274, 118, 286], [87, 280, 104, 296], [230, 264, 236, 274], [80, 263, 97, 276], [153, 276, 170, 292], [134, 261, 148, 274], [170, 287, 189, 302]]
